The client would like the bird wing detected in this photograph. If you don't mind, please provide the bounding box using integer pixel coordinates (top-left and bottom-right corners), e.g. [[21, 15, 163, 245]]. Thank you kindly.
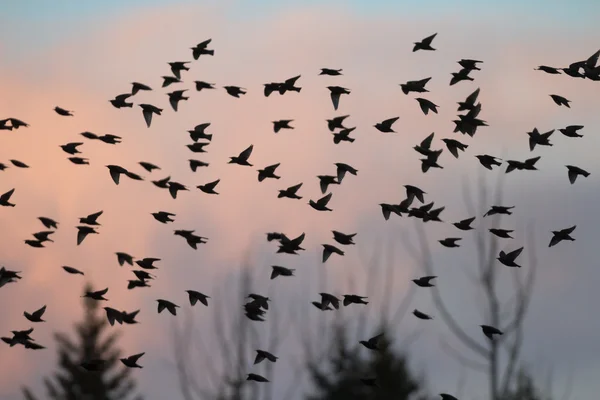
[[564, 225, 576, 234], [77, 229, 88, 246], [142, 109, 153, 128], [330, 92, 341, 110], [422, 33, 437, 46], [0, 188, 15, 202], [96, 288, 109, 296], [157, 301, 166, 314], [549, 235, 561, 247], [322, 246, 332, 263], [567, 169, 577, 184], [317, 192, 333, 207], [109, 168, 121, 185], [507, 247, 524, 261], [32, 305, 46, 319], [169, 95, 180, 112], [254, 353, 266, 364], [130, 353, 145, 363], [238, 145, 254, 161], [383, 117, 399, 128], [288, 183, 302, 193]]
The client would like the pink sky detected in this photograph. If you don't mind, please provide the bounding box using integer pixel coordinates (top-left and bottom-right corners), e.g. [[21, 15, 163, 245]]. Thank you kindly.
[[1, 3, 600, 399]]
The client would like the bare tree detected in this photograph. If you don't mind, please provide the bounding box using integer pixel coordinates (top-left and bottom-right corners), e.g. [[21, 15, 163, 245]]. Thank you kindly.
[[170, 253, 293, 400], [170, 236, 424, 400], [401, 172, 538, 400]]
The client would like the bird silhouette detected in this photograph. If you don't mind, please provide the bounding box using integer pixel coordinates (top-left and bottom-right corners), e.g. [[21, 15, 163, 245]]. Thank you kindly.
[[413, 33, 437, 51]]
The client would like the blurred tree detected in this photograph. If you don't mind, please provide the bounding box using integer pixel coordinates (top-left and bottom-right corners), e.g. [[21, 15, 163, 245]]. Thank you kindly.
[[305, 322, 426, 400], [22, 282, 143, 400]]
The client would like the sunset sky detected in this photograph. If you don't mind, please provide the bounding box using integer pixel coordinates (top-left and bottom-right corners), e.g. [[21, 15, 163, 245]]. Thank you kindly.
[[1, 1, 599, 399]]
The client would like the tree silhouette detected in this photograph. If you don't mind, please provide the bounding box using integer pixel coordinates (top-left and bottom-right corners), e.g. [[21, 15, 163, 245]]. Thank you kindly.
[[305, 322, 426, 400], [22, 282, 142, 400]]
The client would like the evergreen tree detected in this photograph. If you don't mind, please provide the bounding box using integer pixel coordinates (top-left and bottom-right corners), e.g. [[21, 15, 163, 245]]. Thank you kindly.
[[23, 282, 142, 400], [306, 322, 427, 400]]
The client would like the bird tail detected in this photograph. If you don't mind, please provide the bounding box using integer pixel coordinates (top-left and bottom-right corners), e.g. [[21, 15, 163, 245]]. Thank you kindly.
[[348, 137, 355, 143], [205, 134, 213, 141], [292, 87, 301, 93], [207, 50, 215, 56]]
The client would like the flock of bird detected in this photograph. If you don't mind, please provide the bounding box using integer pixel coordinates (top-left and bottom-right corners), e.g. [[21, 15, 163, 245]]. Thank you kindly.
[[1, 33, 599, 399]]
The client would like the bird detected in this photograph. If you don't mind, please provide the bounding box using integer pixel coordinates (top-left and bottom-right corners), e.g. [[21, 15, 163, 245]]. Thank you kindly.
[[106, 165, 143, 185], [24, 305, 46, 323], [156, 299, 180, 316], [374, 117, 400, 133], [333, 127, 356, 144], [131, 82, 152, 95], [322, 244, 344, 262], [0, 188, 16, 207], [194, 81, 216, 91], [152, 211, 176, 224], [320, 68, 343, 76], [224, 86, 247, 98], [136, 258, 161, 270], [440, 393, 459, 400], [121, 353, 145, 368], [116, 252, 134, 267], [187, 142, 210, 153], [186, 290, 210, 306], [412, 276, 436, 287], [24, 240, 44, 248], [191, 39, 214, 59], [60, 142, 84, 155], [83, 288, 109, 301], [270, 265, 295, 279], [169, 61, 190, 79], [497, 247, 524, 268], [278, 183, 303, 199], [76, 226, 98, 245], [332, 231, 356, 245], [457, 88, 480, 111], [480, 324, 503, 340], [400, 77, 431, 94], [188, 123, 213, 142], [327, 115, 350, 131], [442, 138, 468, 158], [453, 217, 475, 231], [167, 89, 189, 111], [439, 238, 461, 248], [254, 350, 278, 364], [405, 185, 426, 203], [10, 160, 29, 168], [54, 107, 73, 116], [359, 333, 384, 351], [167, 181, 189, 199], [334, 162, 358, 182], [476, 154, 502, 170], [162, 75, 181, 87], [489, 228, 514, 239], [38, 217, 58, 230], [450, 68, 474, 86], [527, 128, 554, 151], [566, 165, 590, 184], [197, 179, 220, 195], [484, 205, 514, 217], [139, 104, 162, 128], [416, 98, 439, 115], [109, 93, 133, 108], [229, 145, 254, 166], [559, 125, 584, 138], [550, 94, 571, 107], [62, 266, 84, 275], [152, 176, 171, 189], [189, 159, 209, 172], [535, 65, 561, 74], [247, 373, 269, 383], [258, 163, 281, 182], [68, 157, 88, 165], [139, 162, 160, 173], [79, 211, 104, 226], [458, 59, 483, 71], [309, 193, 333, 211], [343, 295, 368, 306], [413, 33, 437, 51], [413, 309, 433, 320], [327, 86, 350, 110], [273, 119, 294, 133], [549, 226, 576, 247], [317, 175, 339, 194]]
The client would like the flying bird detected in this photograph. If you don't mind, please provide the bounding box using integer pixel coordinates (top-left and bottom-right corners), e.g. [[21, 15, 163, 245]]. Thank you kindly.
[[278, 183, 303, 199], [156, 299, 180, 316], [327, 86, 350, 110], [416, 98, 439, 115], [254, 350, 278, 364], [497, 247, 524, 268], [168, 89, 189, 111], [186, 290, 210, 306], [229, 145, 254, 166], [566, 165, 590, 184], [24, 305, 46, 323], [413, 276, 436, 287], [197, 179, 220, 195], [60, 142, 84, 155], [550, 94, 571, 107], [169, 61, 190, 80], [320, 68, 343, 76], [131, 82, 152, 95], [62, 266, 84, 275], [413, 309, 433, 320], [224, 86, 247, 98], [54, 107, 73, 116], [121, 353, 145, 368], [309, 193, 333, 211], [191, 39, 214, 59], [549, 225, 576, 247], [322, 244, 344, 262], [0, 189, 16, 207], [270, 265, 295, 279], [258, 163, 281, 182], [480, 324, 503, 340], [139, 104, 162, 128], [110, 93, 133, 109], [273, 119, 294, 133], [374, 117, 400, 133], [413, 33, 437, 51], [76, 226, 98, 245]]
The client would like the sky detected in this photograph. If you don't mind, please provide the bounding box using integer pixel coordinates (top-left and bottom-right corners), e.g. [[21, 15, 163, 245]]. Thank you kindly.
[[1, 1, 599, 399]]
